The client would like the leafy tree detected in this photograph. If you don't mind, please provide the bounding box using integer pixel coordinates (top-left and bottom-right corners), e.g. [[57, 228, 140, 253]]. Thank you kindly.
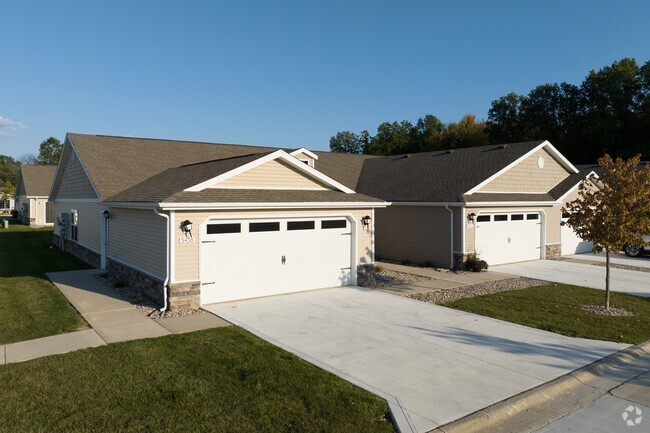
[[36, 137, 63, 165], [366, 121, 415, 155], [487, 57, 650, 163], [0, 180, 15, 198], [329, 131, 364, 154], [443, 114, 489, 149], [19, 154, 37, 165], [0, 155, 20, 187], [413, 114, 446, 152], [563, 154, 650, 310]]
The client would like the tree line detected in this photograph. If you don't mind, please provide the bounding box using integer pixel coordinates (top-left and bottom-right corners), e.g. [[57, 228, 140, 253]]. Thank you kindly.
[[330, 58, 650, 164], [0, 137, 63, 198]]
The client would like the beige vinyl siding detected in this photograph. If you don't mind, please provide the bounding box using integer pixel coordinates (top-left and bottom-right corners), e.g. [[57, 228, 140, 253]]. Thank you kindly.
[[479, 148, 571, 193], [53, 201, 103, 252], [375, 205, 453, 268], [291, 152, 315, 168], [214, 159, 331, 190], [15, 176, 26, 197], [32, 198, 48, 225], [173, 208, 373, 282], [465, 205, 562, 253], [52, 146, 99, 199], [107, 208, 166, 279]]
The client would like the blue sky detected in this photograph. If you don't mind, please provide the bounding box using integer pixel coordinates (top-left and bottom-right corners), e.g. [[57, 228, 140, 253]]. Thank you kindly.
[[1, 0, 648, 159]]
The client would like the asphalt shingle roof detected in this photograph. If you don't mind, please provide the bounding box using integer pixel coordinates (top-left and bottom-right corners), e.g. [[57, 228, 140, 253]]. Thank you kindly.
[[17, 165, 57, 197], [67, 133, 574, 205]]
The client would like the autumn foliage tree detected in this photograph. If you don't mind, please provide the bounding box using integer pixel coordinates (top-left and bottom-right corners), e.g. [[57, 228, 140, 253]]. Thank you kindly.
[[563, 154, 650, 310]]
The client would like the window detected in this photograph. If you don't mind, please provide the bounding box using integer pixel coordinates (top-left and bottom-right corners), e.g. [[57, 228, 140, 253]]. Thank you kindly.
[[527, 214, 539, 220], [476, 215, 490, 222], [287, 221, 315, 231], [511, 214, 524, 221], [321, 220, 347, 229], [250, 222, 280, 232], [494, 215, 508, 222], [70, 209, 79, 241], [207, 223, 241, 234]]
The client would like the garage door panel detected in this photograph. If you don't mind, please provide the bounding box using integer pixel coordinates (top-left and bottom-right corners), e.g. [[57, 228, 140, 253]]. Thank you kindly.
[[561, 217, 593, 255], [475, 212, 542, 265], [200, 217, 353, 304]]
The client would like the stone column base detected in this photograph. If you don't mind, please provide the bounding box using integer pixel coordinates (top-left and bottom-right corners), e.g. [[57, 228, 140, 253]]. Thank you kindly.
[[168, 281, 201, 310], [545, 244, 562, 260]]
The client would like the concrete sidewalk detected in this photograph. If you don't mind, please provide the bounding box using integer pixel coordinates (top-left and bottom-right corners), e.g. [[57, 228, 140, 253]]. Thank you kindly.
[[432, 340, 650, 433], [0, 270, 230, 365], [376, 261, 517, 296]]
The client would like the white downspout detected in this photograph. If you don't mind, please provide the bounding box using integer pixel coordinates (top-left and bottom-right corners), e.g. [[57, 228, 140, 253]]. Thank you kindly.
[[445, 205, 454, 269], [153, 207, 170, 311]]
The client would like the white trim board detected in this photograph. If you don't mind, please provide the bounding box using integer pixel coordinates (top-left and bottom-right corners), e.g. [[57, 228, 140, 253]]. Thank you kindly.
[[158, 201, 388, 210], [184, 150, 354, 194], [464, 140, 579, 196], [289, 148, 319, 160]]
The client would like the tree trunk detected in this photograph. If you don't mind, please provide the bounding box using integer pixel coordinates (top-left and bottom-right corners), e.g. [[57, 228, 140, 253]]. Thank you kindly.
[[605, 247, 610, 311]]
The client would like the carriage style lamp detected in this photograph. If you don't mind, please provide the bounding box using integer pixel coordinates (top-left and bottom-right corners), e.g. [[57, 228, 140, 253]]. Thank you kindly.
[[467, 213, 476, 223], [102, 210, 111, 220], [361, 215, 371, 228], [180, 220, 193, 237]]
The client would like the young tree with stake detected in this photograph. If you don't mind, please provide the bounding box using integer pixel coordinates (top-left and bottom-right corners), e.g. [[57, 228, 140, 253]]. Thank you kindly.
[[563, 154, 649, 310]]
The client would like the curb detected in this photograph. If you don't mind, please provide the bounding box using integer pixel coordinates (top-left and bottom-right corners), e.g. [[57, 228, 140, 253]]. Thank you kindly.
[[431, 339, 650, 433]]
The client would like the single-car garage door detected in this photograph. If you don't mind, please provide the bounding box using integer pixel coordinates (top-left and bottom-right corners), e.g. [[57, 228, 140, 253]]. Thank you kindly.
[[200, 217, 353, 304], [475, 212, 542, 265], [561, 213, 593, 255]]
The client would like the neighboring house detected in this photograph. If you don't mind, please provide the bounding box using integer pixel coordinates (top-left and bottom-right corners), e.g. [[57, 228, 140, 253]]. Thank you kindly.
[[0, 195, 14, 213], [49, 134, 387, 310], [15, 165, 57, 226]]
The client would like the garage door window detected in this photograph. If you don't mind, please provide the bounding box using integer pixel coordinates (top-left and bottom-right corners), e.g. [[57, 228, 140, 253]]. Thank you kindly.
[[207, 223, 241, 234], [494, 215, 508, 222], [527, 214, 539, 220], [477, 215, 490, 222], [511, 214, 524, 221], [287, 221, 315, 231], [250, 222, 280, 232], [322, 220, 347, 229]]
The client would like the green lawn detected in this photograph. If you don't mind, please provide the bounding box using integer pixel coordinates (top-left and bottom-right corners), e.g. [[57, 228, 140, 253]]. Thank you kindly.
[[0, 219, 89, 344], [0, 326, 393, 433], [444, 283, 650, 344]]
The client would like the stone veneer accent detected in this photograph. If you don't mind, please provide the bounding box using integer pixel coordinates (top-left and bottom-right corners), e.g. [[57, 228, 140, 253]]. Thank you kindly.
[[53, 233, 101, 268], [453, 253, 470, 270], [106, 258, 164, 306], [356, 264, 376, 286], [168, 281, 201, 310], [546, 243, 562, 260]]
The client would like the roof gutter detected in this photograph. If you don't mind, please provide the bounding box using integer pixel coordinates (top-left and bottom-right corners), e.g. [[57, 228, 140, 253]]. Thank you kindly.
[[153, 207, 170, 311]]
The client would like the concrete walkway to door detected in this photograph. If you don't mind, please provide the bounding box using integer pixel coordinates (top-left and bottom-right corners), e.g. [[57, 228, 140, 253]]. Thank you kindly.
[[204, 286, 627, 433]]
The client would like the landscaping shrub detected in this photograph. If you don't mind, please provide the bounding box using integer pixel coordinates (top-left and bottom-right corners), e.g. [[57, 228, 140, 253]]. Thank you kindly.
[[466, 259, 488, 272], [373, 265, 383, 273], [420, 261, 432, 268]]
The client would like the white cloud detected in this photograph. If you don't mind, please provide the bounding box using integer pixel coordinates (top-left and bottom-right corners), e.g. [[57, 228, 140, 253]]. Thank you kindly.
[[0, 116, 26, 137]]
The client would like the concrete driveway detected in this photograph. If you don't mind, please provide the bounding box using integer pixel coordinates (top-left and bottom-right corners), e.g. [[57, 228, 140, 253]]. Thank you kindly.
[[494, 260, 650, 297], [204, 287, 627, 433], [566, 251, 650, 269]]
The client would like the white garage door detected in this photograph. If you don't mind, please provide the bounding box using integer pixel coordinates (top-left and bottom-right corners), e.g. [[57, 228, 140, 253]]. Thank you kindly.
[[475, 212, 542, 265], [200, 217, 353, 304], [561, 214, 593, 255]]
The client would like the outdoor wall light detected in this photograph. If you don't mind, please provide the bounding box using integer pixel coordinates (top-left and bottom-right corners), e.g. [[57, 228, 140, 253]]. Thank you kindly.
[[180, 220, 193, 236], [102, 210, 111, 220], [467, 213, 476, 222], [361, 215, 372, 227]]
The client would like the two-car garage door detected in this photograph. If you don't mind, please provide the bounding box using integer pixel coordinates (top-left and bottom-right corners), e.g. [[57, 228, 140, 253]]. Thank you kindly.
[[475, 212, 542, 265], [200, 217, 353, 304]]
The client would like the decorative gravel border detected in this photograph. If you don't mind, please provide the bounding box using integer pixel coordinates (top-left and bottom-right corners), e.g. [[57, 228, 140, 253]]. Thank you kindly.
[[407, 277, 549, 305], [362, 268, 433, 288], [579, 305, 637, 316]]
